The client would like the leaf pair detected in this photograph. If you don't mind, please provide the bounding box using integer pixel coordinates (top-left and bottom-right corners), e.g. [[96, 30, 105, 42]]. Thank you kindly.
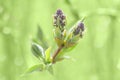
[[31, 42, 52, 63], [29, 42, 53, 74]]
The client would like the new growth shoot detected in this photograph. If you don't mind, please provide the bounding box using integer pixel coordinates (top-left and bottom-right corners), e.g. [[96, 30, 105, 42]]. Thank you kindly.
[[27, 9, 85, 74]]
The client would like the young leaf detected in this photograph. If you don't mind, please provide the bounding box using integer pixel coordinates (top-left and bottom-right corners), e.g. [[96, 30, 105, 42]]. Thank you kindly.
[[25, 64, 45, 74], [31, 43, 45, 59], [54, 56, 75, 63], [37, 25, 44, 40], [54, 45, 76, 61], [37, 26, 48, 49], [45, 47, 51, 63], [46, 64, 53, 75], [63, 44, 77, 52], [62, 56, 72, 60]]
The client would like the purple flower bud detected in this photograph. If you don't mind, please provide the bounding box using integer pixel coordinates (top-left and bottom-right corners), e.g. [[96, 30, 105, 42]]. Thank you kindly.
[[53, 9, 66, 30], [77, 22, 84, 31], [73, 22, 85, 37], [61, 14, 66, 20], [56, 9, 63, 15], [73, 27, 80, 35]]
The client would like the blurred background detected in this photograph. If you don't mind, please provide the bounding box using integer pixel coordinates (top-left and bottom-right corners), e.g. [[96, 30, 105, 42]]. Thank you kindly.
[[0, 0, 120, 80]]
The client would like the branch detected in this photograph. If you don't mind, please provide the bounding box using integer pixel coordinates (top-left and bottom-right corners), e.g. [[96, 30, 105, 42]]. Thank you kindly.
[[52, 44, 64, 63]]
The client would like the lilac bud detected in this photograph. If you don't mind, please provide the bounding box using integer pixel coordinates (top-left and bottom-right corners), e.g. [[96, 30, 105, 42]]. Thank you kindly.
[[73, 22, 85, 37], [53, 9, 66, 30], [73, 27, 80, 35], [77, 22, 84, 31], [61, 14, 66, 20], [56, 9, 63, 15]]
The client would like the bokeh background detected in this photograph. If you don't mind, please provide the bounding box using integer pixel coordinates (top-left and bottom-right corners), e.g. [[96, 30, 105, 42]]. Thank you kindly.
[[0, 0, 120, 80]]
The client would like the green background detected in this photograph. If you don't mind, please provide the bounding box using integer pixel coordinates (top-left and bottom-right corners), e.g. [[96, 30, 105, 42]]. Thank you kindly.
[[0, 0, 120, 80]]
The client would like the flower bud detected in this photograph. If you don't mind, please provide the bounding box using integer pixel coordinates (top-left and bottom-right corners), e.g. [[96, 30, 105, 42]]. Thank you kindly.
[[73, 22, 85, 36], [64, 21, 85, 48], [53, 9, 67, 47], [53, 9, 66, 32]]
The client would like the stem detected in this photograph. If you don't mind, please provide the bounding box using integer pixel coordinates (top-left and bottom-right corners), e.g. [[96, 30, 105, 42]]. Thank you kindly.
[[52, 44, 64, 63], [81, 16, 86, 22]]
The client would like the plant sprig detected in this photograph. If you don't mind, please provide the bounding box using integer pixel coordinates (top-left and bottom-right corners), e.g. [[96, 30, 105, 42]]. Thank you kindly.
[[26, 9, 86, 75]]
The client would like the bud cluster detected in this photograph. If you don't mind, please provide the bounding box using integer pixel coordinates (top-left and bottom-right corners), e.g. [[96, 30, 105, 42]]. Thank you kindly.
[[53, 9, 85, 48], [30, 9, 86, 74], [53, 9, 66, 32], [73, 22, 85, 37]]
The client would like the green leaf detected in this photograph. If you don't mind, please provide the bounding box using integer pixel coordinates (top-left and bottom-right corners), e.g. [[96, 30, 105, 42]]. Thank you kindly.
[[54, 45, 76, 61], [31, 43, 45, 59], [45, 47, 51, 63], [60, 56, 71, 60], [36, 25, 48, 49], [46, 64, 53, 75], [37, 25, 44, 40], [25, 64, 45, 73], [64, 44, 77, 52], [54, 56, 75, 63]]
